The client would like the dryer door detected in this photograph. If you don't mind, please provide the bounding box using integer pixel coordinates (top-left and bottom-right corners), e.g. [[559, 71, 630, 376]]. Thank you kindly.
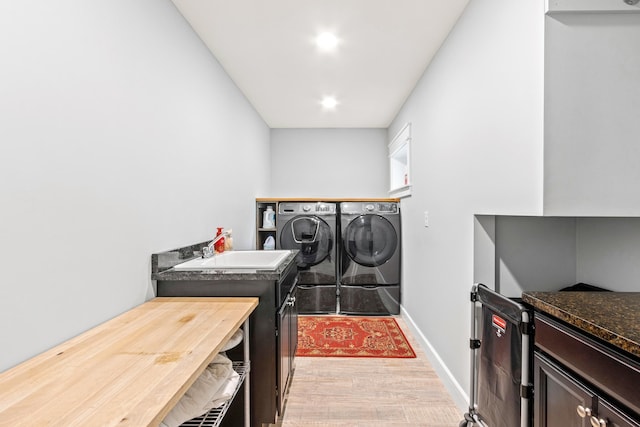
[[279, 215, 333, 268], [343, 215, 397, 267]]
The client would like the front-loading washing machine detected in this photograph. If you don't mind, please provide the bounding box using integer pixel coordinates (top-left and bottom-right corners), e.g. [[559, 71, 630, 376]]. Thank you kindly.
[[277, 202, 338, 313], [339, 201, 401, 315]]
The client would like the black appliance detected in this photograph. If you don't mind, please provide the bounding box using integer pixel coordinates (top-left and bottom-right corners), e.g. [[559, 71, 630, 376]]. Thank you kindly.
[[276, 202, 338, 314], [339, 201, 401, 315]]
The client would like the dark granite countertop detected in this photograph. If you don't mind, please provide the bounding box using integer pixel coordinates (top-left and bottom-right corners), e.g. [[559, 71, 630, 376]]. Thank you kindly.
[[151, 241, 297, 281], [522, 291, 640, 359]]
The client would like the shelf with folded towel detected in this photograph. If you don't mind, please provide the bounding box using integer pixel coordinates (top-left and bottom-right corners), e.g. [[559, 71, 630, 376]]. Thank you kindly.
[[162, 326, 251, 427], [179, 361, 249, 427]]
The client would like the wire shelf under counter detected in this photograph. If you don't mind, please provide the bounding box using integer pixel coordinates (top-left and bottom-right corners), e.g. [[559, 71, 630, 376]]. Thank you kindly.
[[180, 361, 250, 427]]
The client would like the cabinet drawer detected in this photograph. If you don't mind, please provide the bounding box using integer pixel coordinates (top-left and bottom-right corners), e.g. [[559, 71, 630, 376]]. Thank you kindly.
[[535, 314, 640, 415]]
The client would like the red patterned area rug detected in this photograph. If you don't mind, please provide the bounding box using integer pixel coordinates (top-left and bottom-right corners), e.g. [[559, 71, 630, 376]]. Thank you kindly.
[[296, 316, 416, 358]]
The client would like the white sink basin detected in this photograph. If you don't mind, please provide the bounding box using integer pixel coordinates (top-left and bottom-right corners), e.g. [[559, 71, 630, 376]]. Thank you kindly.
[[173, 250, 291, 271]]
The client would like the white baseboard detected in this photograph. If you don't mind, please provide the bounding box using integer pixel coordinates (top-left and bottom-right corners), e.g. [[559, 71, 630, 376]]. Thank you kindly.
[[401, 306, 469, 412]]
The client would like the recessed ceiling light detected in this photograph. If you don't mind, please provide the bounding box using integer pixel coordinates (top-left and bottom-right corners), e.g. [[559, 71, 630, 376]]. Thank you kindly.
[[315, 32, 338, 50], [321, 97, 338, 109]]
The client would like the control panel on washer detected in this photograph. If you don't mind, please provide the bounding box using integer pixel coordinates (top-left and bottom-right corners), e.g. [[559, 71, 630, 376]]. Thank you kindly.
[[279, 202, 336, 215], [342, 202, 398, 215]]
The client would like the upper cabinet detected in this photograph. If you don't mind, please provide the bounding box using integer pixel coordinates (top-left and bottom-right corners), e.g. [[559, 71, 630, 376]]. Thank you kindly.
[[543, 8, 640, 215], [389, 122, 412, 198]]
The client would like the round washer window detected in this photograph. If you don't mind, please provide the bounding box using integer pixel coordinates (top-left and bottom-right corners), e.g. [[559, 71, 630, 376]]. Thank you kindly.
[[343, 215, 397, 267], [279, 215, 333, 267]]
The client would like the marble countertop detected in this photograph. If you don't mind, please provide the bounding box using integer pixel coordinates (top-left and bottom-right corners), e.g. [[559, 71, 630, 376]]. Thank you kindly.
[[151, 241, 297, 281], [522, 291, 640, 359]]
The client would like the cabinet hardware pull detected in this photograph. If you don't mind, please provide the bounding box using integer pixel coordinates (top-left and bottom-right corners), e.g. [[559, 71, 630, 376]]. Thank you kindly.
[[577, 405, 592, 418], [590, 416, 607, 427]]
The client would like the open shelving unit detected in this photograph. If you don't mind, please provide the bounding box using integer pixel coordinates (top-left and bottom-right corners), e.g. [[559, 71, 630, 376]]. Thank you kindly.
[[180, 362, 249, 427], [256, 200, 278, 250], [180, 319, 251, 427]]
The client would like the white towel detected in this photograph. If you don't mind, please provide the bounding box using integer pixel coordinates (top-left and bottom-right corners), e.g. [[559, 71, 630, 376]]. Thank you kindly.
[[206, 369, 240, 409], [160, 353, 236, 427], [220, 328, 243, 352]]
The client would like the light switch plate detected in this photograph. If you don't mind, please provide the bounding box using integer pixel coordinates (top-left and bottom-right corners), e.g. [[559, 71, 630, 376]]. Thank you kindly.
[[424, 211, 429, 227]]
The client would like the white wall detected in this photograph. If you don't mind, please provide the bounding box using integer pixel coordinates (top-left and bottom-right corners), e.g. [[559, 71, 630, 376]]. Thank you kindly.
[[0, 0, 269, 371], [544, 12, 640, 215], [473, 215, 496, 289], [269, 128, 387, 198], [495, 216, 577, 298], [474, 215, 640, 296], [576, 218, 640, 292], [388, 0, 544, 407]]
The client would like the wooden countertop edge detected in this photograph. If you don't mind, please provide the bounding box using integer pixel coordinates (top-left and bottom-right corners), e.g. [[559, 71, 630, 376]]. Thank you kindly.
[[256, 197, 400, 202], [0, 297, 259, 427]]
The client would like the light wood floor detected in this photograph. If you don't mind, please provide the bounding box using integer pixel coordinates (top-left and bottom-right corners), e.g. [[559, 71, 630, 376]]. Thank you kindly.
[[276, 317, 463, 427]]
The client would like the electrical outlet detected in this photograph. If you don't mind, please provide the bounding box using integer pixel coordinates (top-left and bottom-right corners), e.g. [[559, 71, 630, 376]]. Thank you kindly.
[[424, 211, 429, 227]]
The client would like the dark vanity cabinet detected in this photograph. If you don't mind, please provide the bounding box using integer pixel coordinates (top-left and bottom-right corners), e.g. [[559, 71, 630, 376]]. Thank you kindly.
[[277, 283, 298, 415], [533, 313, 640, 427], [535, 352, 598, 427], [598, 401, 640, 427], [535, 353, 640, 427], [154, 251, 299, 427]]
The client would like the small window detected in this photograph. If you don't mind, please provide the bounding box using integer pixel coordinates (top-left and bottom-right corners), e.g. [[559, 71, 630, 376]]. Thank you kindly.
[[389, 122, 411, 198]]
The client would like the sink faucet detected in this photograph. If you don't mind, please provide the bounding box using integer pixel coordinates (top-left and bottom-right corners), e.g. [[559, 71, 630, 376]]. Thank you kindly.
[[202, 230, 230, 258]]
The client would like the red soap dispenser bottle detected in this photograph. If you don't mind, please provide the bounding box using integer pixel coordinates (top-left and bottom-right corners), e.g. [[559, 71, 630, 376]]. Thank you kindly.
[[214, 227, 225, 253]]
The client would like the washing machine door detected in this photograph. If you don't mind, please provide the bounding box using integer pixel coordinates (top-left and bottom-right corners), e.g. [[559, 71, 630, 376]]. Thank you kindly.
[[343, 215, 397, 267], [279, 216, 333, 268]]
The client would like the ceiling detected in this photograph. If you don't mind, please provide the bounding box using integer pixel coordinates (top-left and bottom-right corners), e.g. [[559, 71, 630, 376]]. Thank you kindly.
[[171, 0, 470, 129]]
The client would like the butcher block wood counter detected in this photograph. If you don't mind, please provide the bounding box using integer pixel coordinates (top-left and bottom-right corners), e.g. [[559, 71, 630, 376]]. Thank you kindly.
[[0, 297, 258, 427]]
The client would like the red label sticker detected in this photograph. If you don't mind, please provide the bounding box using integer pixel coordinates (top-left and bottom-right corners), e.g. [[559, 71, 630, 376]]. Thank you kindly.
[[492, 314, 507, 337]]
